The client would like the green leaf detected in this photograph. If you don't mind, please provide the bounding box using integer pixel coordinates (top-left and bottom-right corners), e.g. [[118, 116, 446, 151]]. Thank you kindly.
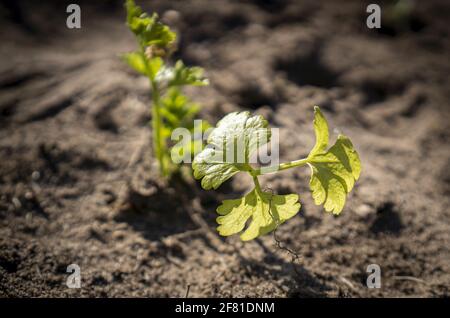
[[160, 88, 208, 163], [147, 57, 163, 81], [160, 88, 199, 130], [171, 138, 205, 164], [122, 51, 148, 76], [307, 106, 361, 214], [169, 61, 209, 87], [217, 188, 300, 241], [125, 0, 142, 26], [192, 112, 271, 190], [144, 22, 176, 48], [125, 0, 176, 48], [122, 52, 163, 80], [309, 105, 329, 157]]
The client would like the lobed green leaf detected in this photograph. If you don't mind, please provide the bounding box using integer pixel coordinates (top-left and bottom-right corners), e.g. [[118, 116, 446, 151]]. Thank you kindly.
[[307, 106, 361, 214], [217, 189, 300, 241], [122, 52, 163, 80], [122, 51, 148, 76], [160, 88, 199, 130], [192, 112, 271, 190], [169, 61, 209, 87], [125, 0, 176, 48]]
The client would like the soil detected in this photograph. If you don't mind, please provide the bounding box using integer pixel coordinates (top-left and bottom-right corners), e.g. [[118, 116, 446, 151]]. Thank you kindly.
[[0, 0, 449, 297]]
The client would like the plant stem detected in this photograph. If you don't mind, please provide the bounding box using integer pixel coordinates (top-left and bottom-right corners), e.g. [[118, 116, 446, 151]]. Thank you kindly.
[[277, 158, 310, 171], [150, 79, 167, 176], [252, 175, 262, 193], [140, 43, 168, 177], [251, 158, 310, 176]]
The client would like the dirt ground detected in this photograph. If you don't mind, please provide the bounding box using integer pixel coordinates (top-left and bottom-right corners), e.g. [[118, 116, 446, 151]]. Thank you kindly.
[[0, 0, 449, 297]]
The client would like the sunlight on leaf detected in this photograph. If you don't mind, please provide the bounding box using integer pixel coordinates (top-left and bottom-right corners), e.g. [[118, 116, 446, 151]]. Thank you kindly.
[[125, 0, 176, 48], [193, 112, 271, 190], [307, 106, 361, 214], [122, 51, 148, 76], [217, 189, 300, 241], [169, 61, 209, 87], [160, 88, 199, 130]]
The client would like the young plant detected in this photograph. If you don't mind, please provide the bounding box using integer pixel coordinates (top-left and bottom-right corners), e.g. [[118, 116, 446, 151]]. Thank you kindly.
[[123, 0, 208, 177], [192, 106, 361, 241]]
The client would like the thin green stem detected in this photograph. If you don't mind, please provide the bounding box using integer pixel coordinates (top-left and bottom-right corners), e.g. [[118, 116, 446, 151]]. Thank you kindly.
[[138, 43, 168, 177], [252, 175, 262, 194], [277, 158, 310, 171], [251, 158, 310, 176], [150, 79, 167, 176]]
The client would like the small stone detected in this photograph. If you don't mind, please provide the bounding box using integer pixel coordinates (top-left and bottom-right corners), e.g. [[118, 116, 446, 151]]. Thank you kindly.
[[31, 171, 40, 181], [356, 203, 373, 217], [12, 197, 22, 209], [25, 191, 34, 200], [281, 284, 290, 292], [162, 10, 181, 25]]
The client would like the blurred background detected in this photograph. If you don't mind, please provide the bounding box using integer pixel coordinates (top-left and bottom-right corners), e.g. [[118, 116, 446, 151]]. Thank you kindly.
[[0, 0, 449, 297]]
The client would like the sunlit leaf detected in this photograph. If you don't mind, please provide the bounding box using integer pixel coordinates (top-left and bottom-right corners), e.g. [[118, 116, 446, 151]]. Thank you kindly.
[[122, 51, 148, 76], [125, 0, 176, 48], [307, 106, 361, 214], [217, 188, 300, 241], [192, 112, 271, 190], [169, 61, 209, 87]]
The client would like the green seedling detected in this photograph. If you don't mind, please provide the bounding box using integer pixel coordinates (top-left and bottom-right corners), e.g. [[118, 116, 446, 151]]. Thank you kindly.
[[123, 0, 208, 177], [193, 107, 361, 241]]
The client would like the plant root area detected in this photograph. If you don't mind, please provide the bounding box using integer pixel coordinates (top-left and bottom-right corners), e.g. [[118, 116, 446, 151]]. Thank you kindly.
[[0, 0, 449, 297]]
